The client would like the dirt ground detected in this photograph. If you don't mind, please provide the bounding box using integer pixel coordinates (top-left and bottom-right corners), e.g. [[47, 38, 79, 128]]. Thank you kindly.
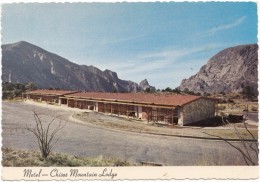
[[72, 111, 258, 140], [218, 101, 258, 114]]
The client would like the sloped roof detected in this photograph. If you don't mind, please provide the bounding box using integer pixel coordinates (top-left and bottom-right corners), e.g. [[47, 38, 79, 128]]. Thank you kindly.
[[64, 92, 214, 107], [25, 89, 79, 96]]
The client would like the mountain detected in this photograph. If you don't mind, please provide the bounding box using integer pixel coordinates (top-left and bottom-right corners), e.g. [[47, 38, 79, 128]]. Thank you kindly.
[[139, 79, 156, 92], [2, 41, 155, 92], [179, 44, 258, 94]]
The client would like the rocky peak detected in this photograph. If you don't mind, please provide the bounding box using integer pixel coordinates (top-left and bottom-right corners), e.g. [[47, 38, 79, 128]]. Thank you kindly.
[[139, 79, 156, 92], [140, 79, 149, 85], [104, 69, 119, 80], [179, 44, 258, 94]]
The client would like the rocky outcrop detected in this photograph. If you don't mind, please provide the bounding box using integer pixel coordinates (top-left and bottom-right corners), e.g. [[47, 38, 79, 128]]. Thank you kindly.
[[2, 41, 154, 92], [179, 44, 258, 94], [139, 79, 156, 92]]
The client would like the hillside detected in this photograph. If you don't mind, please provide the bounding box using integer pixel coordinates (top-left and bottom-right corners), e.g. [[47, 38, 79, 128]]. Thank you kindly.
[[179, 44, 258, 94], [2, 41, 154, 92]]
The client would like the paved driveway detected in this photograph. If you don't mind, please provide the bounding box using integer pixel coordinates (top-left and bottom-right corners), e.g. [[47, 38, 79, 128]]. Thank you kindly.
[[2, 101, 257, 165], [247, 112, 258, 123]]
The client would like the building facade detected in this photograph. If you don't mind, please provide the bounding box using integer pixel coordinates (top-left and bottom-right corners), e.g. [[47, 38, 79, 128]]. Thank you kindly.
[[24, 90, 217, 126], [23, 90, 79, 104]]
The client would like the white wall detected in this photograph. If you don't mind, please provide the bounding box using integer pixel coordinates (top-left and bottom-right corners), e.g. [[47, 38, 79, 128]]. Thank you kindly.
[[181, 98, 216, 125], [137, 106, 142, 119]]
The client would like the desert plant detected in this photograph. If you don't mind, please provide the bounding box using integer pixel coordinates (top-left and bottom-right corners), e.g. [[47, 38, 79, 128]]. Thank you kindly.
[[204, 114, 258, 165], [26, 110, 66, 159]]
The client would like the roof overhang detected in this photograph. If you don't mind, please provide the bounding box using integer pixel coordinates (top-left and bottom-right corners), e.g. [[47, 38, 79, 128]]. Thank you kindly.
[[61, 96, 177, 109]]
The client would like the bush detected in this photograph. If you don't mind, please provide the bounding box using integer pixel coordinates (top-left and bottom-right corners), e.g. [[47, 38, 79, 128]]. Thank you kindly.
[[218, 106, 226, 110], [227, 99, 235, 104], [228, 114, 244, 123], [2, 148, 134, 167], [251, 107, 258, 112], [187, 116, 225, 127], [2, 82, 37, 100]]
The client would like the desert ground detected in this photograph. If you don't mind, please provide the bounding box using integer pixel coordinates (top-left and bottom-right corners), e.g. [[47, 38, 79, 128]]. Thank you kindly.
[[2, 101, 258, 166]]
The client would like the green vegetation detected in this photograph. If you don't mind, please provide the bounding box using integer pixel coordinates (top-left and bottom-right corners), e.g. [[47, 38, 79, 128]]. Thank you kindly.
[[217, 102, 258, 113], [241, 85, 258, 101], [144, 87, 152, 93], [2, 82, 37, 100], [2, 148, 134, 167], [159, 87, 201, 96]]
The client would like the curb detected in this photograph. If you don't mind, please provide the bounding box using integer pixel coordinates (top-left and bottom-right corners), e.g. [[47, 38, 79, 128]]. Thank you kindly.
[[137, 131, 258, 142], [70, 115, 258, 142]]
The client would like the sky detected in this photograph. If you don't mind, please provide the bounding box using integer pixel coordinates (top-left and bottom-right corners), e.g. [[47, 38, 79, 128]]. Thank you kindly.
[[1, 2, 258, 89]]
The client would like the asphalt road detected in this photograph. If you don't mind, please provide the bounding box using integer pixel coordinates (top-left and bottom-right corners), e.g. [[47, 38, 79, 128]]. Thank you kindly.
[[2, 101, 258, 166], [247, 112, 258, 123]]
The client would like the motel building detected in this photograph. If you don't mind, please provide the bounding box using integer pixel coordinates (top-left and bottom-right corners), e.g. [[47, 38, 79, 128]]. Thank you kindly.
[[23, 89, 217, 126]]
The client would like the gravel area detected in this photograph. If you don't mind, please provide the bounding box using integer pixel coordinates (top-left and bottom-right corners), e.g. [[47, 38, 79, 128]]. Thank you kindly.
[[73, 111, 258, 140], [73, 111, 180, 133]]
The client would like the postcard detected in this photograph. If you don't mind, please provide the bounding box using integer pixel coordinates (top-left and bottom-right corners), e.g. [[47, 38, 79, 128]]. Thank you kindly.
[[1, 0, 259, 180]]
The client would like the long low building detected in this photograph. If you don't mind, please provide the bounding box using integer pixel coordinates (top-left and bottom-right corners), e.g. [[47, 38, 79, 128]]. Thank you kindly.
[[23, 89, 217, 126], [23, 90, 79, 104]]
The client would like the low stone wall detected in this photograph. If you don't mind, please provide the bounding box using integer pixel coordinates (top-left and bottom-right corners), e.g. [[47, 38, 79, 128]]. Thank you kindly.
[[182, 98, 216, 125]]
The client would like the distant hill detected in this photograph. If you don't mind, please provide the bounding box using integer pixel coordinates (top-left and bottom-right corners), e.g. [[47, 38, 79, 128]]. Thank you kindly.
[[2, 41, 155, 92], [179, 44, 258, 94]]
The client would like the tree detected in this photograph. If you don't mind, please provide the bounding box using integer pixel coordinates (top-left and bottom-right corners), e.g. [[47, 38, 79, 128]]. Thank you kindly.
[[25, 82, 37, 91], [220, 91, 226, 96], [195, 92, 201, 96], [183, 88, 190, 94], [241, 85, 258, 101], [145, 87, 151, 93], [203, 92, 211, 97], [172, 88, 181, 94], [165, 87, 172, 92], [2, 82, 27, 99], [26, 110, 66, 159], [2, 82, 39, 100]]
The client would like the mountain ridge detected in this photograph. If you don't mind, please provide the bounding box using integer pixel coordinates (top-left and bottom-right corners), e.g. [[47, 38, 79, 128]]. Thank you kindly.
[[2, 41, 155, 92]]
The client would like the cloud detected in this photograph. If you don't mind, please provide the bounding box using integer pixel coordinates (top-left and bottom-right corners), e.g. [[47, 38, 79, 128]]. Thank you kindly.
[[88, 45, 218, 87], [208, 16, 246, 34], [140, 47, 205, 61], [190, 16, 247, 41], [75, 43, 222, 89], [109, 45, 215, 69], [100, 34, 145, 46], [117, 58, 207, 89]]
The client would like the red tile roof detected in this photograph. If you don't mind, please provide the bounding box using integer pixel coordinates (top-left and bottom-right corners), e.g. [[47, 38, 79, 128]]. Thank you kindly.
[[26, 89, 79, 96], [64, 92, 214, 107]]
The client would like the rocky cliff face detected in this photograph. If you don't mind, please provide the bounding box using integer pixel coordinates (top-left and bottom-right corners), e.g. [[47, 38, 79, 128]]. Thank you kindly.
[[179, 44, 258, 94], [139, 79, 156, 92], [2, 41, 154, 92]]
